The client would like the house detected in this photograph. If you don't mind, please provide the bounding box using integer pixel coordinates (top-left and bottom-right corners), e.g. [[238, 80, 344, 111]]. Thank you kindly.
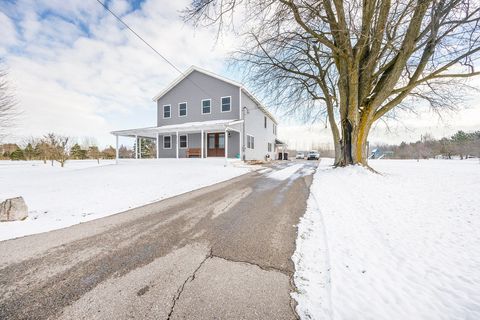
[[112, 66, 283, 161]]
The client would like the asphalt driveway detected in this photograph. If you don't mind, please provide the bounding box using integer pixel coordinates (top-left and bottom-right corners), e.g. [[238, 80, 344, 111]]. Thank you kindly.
[[0, 160, 317, 320]]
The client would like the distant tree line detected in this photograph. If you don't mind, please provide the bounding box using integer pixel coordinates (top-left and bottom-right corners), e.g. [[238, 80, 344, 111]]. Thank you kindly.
[[0, 133, 128, 166], [372, 130, 480, 160]]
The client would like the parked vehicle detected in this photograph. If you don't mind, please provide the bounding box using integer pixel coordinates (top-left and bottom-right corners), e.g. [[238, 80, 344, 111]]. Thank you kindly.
[[307, 151, 320, 160], [296, 152, 305, 159]]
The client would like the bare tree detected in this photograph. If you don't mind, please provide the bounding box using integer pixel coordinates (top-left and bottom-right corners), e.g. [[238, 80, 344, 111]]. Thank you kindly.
[[0, 63, 17, 143], [45, 133, 70, 167], [185, 0, 480, 166], [87, 145, 101, 164]]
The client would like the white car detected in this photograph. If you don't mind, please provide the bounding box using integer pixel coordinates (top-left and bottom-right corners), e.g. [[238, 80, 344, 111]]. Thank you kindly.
[[296, 152, 305, 159], [307, 151, 320, 160]]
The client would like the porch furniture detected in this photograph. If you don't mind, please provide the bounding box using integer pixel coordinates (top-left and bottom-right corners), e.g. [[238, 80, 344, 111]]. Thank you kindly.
[[186, 148, 202, 158]]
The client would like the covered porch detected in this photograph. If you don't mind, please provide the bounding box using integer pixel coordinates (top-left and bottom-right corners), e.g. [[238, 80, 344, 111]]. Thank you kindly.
[[111, 120, 243, 163]]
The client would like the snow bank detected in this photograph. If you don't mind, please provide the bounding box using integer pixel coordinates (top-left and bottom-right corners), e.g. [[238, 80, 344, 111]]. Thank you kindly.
[[0, 159, 250, 241], [293, 158, 480, 319]]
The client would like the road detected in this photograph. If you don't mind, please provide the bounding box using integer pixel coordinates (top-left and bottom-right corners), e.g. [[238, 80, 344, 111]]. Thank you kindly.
[[0, 161, 317, 320]]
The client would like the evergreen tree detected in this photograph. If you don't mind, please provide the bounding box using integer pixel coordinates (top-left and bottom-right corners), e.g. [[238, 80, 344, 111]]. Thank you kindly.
[[70, 143, 87, 159], [140, 138, 154, 158], [23, 143, 35, 160], [10, 148, 25, 160]]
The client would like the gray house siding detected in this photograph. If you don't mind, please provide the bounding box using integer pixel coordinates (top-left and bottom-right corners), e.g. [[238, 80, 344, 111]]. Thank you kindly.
[[156, 70, 241, 126], [242, 92, 277, 161], [227, 131, 240, 159], [158, 134, 177, 158], [158, 133, 204, 158]]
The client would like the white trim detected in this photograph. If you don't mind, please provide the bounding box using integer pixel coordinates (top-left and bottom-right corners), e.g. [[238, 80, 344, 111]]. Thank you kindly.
[[178, 102, 187, 117], [156, 133, 159, 159], [179, 134, 188, 149], [239, 88, 242, 119], [224, 128, 229, 164], [135, 135, 138, 159], [201, 129, 204, 158], [139, 138, 142, 159], [201, 98, 211, 115], [163, 135, 172, 149], [220, 96, 232, 113], [111, 119, 244, 138], [176, 131, 179, 159], [163, 104, 171, 119], [241, 87, 278, 124]]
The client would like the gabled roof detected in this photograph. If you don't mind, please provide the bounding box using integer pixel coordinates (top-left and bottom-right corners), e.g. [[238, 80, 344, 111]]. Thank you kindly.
[[152, 66, 278, 124]]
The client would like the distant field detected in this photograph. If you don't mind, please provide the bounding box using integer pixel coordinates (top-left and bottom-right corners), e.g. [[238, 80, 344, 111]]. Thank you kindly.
[[293, 158, 480, 319], [0, 159, 250, 241]]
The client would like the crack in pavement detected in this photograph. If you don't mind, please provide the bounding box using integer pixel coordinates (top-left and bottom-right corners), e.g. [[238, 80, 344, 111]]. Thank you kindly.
[[166, 247, 299, 320], [210, 252, 292, 277], [166, 249, 213, 320], [211, 252, 300, 320]]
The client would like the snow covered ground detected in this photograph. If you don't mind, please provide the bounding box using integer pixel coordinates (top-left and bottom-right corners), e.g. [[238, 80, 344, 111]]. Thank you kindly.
[[0, 159, 250, 241], [293, 158, 480, 319]]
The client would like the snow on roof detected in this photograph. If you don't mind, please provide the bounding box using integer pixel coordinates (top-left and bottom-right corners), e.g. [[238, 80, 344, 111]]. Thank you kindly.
[[111, 119, 243, 138], [151, 66, 278, 124]]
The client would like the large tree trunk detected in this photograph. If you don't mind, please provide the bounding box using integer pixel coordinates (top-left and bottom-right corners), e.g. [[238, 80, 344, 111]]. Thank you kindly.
[[333, 107, 373, 167]]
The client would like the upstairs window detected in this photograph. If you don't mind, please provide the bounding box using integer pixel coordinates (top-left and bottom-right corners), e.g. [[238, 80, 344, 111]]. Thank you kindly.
[[201, 99, 211, 114], [179, 102, 187, 117], [247, 135, 255, 149], [163, 105, 171, 119], [179, 135, 188, 148], [221, 96, 231, 112], [273, 123, 277, 135], [264, 116, 267, 128], [268, 142, 272, 152]]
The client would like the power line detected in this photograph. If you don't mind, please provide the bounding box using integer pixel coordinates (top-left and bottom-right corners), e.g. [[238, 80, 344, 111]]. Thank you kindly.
[[94, 0, 225, 104], [94, 0, 183, 76], [94, 0, 264, 117]]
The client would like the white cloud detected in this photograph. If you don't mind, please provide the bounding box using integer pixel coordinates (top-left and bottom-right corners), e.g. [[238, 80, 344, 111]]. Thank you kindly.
[[1, 0, 479, 148], [0, 12, 18, 50], [1, 0, 235, 146]]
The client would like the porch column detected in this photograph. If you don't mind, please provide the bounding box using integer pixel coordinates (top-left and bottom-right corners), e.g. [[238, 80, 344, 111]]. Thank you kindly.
[[156, 133, 159, 159], [239, 130, 243, 160], [224, 128, 228, 166], [139, 137, 142, 159], [200, 129, 204, 158], [176, 131, 179, 159], [115, 135, 119, 164], [135, 135, 138, 159]]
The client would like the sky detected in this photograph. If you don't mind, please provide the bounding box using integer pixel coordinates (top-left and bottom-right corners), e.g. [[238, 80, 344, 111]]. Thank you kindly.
[[1, 0, 479, 150]]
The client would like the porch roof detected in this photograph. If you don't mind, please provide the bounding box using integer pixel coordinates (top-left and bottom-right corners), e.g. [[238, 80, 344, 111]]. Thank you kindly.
[[111, 119, 243, 138]]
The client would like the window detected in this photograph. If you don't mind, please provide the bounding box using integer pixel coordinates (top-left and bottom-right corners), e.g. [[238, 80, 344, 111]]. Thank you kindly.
[[201, 99, 211, 114], [273, 123, 277, 135], [268, 142, 272, 152], [221, 96, 231, 112], [179, 102, 187, 117], [163, 135, 171, 149], [163, 105, 171, 118], [179, 135, 188, 148], [264, 116, 267, 128], [247, 135, 255, 149]]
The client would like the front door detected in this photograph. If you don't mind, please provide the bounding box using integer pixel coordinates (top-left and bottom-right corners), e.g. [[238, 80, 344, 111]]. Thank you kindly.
[[207, 133, 225, 157]]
